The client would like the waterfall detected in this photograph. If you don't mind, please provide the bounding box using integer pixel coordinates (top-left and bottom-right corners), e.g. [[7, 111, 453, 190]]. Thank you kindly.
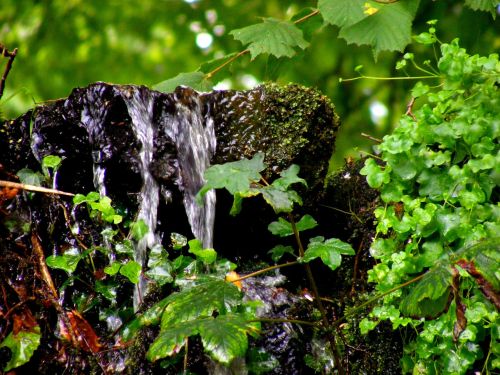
[[123, 89, 160, 309], [163, 91, 217, 249]]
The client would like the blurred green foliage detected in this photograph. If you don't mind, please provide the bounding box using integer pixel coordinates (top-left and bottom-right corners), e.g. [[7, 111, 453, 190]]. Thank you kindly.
[[0, 0, 498, 168]]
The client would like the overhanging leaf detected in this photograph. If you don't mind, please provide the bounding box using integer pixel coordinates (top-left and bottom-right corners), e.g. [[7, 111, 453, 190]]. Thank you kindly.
[[465, 0, 498, 16], [318, 0, 366, 28], [268, 214, 317, 237], [46, 247, 83, 274], [260, 186, 302, 213], [230, 18, 309, 59], [400, 265, 453, 318], [153, 71, 213, 93], [160, 280, 242, 327]]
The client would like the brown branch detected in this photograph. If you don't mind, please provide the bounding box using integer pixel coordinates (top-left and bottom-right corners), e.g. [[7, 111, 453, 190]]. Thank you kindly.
[[0, 45, 18, 101], [0, 180, 75, 196], [405, 97, 417, 120]]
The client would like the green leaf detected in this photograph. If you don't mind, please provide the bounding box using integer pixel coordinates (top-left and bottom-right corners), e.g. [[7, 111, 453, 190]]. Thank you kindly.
[[119, 260, 142, 284], [230, 18, 309, 59], [73, 191, 100, 205], [147, 314, 259, 364], [302, 236, 355, 271], [197, 153, 265, 201], [104, 261, 122, 276], [198, 52, 239, 75], [333, 0, 420, 59], [318, 0, 366, 28], [464, 0, 498, 16], [199, 314, 260, 364], [268, 214, 317, 237], [188, 239, 217, 264], [271, 164, 307, 190], [0, 326, 41, 371], [130, 219, 149, 241], [115, 239, 135, 256], [153, 71, 213, 93], [260, 186, 302, 213], [160, 280, 242, 327], [400, 265, 453, 318], [95, 280, 118, 300], [45, 247, 83, 274], [291, 7, 324, 41], [170, 232, 188, 250], [16, 168, 43, 187], [268, 245, 295, 262], [360, 158, 390, 188], [42, 155, 62, 170]]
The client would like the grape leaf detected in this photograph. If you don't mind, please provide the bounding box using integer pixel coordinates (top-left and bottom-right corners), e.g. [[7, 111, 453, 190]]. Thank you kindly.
[[230, 18, 309, 59], [318, 0, 366, 28], [160, 280, 242, 327], [0, 326, 41, 371], [302, 236, 355, 271], [153, 71, 213, 93], [465, 0, 498, 16], [320, 0, 420, 59]]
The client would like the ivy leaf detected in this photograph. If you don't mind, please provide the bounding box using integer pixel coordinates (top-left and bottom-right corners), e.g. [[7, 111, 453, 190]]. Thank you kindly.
[[197, 153, 265, 203], [130, 219, 149, 241], [119, 260, 142, 284], [17, 168, 43, 187], [0, 326, 41, 371], [153, 72, 213, 93], [301, 236, 355, 271], [160, 280, 242, 327], [73, 191, 100, 205], [268, 214, 317, 237], [268, 244, 295, 262], [188, 239, 217, 265], [230, 18, 309, 59], [103, 262, 122, 276], [46, 247, 83, 274], [400, 265, 453, 318], [42, 155, 62, 171]]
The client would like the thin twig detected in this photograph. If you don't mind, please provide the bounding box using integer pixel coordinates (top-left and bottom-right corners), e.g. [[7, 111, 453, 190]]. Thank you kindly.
[[0, 180, 75, 196], [361, 132, 382, 143], [405, 97, 416, 120], [229, 261, 298, 283], [0, 45, 18, 100], [289, 214, 345, 375]]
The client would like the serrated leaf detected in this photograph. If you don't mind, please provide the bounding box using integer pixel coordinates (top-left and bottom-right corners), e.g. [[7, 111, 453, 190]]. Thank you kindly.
[[465, 0, 498, 16], [268, 214, 317, 237], [268, 245, 295, 262], [197, 153, 265, 202], [271, 164, 307, 190], [200, 314, 260, 364], [46, 247, 83, 274], [119, 260, 142, 284], [0, 326, 41, 371], [260, 186, 302, 213], [230, 18, 309, 59], [337, 0, 420, 59], [188, 239, 217, 264], [400, 265, 453, 318], [318, 0, 366, 28], [160, 280, 242, 327], [302, 236, 355, 271], [153, 72, 213, 93], [147, 319, 198, 362]]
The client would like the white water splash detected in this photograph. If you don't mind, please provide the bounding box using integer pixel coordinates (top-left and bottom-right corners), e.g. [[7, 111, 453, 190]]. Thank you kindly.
[[123, 89, 160, 309], [164, 94, 217, 249]]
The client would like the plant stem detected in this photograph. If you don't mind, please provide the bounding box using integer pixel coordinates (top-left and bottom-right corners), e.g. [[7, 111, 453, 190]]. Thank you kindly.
[[341, 75, 438, 82], [289, 214, 345, 375], [230, 261, 298, 283]]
